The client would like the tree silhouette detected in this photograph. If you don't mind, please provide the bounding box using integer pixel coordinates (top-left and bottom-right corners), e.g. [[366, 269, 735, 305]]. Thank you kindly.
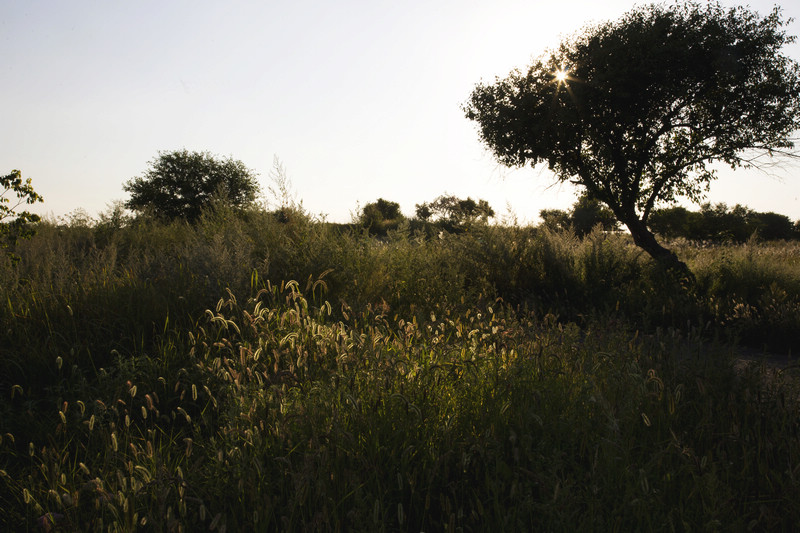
[[569, 194, 618, 237], [465, 1, 800, 275], [415, 195, 494, 231], [359, 198, 405, 235], [124, 150, 259, 221]]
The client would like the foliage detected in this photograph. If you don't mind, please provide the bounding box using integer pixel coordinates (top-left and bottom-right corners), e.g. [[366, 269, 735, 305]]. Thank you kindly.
[[464, 1, 800, 272], [415, 194, 494, 231], [751, 211, 797, 241], [569, 194, 618, 236], [540, 193, 618, 237], [123, 150, 259, 221], [650, 203, 798, 242], [0, 170, 43, 262], [647, 206, 693, 240], [1, 209, 800, 530], [359, 198, 406, 236], [539, 208, 571, 232]]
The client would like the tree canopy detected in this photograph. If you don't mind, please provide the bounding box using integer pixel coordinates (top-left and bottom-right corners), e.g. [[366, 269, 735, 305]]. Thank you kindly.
[[415, 195, 495, 230], [540, 193, 618, 237], [124, 150, 259, 221], [359, 198, 406, 235], [464, 1, 800, 273]]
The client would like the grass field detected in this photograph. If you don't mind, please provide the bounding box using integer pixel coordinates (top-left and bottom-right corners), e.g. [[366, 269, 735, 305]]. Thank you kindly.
[[1, 206, 798, 531]]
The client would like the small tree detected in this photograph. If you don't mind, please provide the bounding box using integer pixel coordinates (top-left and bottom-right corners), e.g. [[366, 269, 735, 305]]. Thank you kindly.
[[1, 169, 43, 261], [539, 195, 617, 236], [539, 208, 571, 232], [465, 2, 800, 275], [569, 194, 618, 237], [415, 195, 494, 231], [124, 150, 259, 221], [359, 198, 405, 235]]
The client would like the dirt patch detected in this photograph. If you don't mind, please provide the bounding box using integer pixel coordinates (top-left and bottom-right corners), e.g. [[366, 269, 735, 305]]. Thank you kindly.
[[732, 346, 800, 393], [732, 346, 797, 371]]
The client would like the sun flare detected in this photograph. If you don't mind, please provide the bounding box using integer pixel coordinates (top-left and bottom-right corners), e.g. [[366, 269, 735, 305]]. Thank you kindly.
[[554, 68, 569, 83]]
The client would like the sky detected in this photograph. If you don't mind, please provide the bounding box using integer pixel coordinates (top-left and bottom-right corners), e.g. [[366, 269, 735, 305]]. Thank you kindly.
[[3, 0, 800, 224]]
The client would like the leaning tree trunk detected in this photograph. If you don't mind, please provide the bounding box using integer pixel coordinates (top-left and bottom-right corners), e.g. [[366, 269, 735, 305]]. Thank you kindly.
[[625, 218, 694, 282]]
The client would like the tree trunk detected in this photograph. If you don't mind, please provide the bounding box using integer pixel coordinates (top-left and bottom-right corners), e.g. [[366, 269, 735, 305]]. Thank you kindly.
[[625, 218, 694, 281]]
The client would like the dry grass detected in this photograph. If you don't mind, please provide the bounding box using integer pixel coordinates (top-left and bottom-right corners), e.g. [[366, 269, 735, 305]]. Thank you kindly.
[[0, 213, 799, 530]]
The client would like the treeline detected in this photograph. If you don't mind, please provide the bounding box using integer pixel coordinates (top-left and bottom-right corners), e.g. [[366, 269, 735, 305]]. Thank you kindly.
[[356, 195, 495, 236], [359, 195, 800, 245], [538, 194, 800, 242], [17, 150, 794, 248], [358, 193, 800, 244], [649, 203, 800, 242]]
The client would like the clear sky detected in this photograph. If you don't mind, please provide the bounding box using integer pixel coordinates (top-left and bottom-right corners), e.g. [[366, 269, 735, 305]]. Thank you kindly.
[[3, 0, 800, 224]]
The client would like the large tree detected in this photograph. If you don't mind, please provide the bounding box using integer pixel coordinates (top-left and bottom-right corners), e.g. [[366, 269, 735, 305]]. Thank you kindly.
[[124, 150, 259, 221], [464, 1, 800, 274]]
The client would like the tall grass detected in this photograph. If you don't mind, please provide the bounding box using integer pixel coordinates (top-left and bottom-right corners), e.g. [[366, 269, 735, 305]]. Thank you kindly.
[[0, 210, 798, 530]]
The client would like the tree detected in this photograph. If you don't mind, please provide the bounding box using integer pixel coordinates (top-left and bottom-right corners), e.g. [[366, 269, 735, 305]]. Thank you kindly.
[[648, 206, 692, 240], [1, 169, 43, 261], [649, 203, 797, 242], [359, 198, 405, 235], [569, 194, 618, 237], [464, 2, 800, 275], [539, 208, 571, 232], [538, 194, 618, 236], [124, 150, 259, 221], [697, 202, 751, 242], [415, 195, 494, 230], [750, 211, 795, 241]]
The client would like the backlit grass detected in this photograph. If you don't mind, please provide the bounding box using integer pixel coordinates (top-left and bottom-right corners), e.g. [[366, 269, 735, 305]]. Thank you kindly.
[[0, 211, 798, 530]]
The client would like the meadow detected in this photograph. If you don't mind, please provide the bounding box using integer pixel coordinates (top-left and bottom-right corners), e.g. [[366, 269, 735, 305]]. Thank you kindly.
[[1, 204, 799, 531]]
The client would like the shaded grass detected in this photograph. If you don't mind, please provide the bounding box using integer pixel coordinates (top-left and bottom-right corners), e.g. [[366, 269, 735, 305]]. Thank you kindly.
[[0, 211, 799, 530], [3, 282, 798, 531]]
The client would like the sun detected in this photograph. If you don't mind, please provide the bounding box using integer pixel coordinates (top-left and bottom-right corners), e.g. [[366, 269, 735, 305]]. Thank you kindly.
[[550, 66, 576, 103], [554, 68, 569, 83]]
